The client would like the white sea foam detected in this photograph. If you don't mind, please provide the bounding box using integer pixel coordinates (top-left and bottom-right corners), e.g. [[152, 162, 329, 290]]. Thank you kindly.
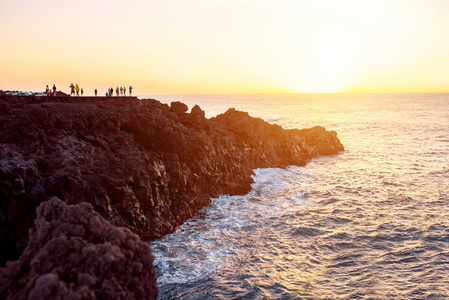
[[151, 93, 449, 298], [151, 167, 312, 285]]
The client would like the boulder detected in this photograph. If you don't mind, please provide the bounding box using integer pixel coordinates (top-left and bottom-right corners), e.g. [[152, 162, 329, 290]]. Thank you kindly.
[[170, 101, 188, 115], [190, 105, 205, 119]]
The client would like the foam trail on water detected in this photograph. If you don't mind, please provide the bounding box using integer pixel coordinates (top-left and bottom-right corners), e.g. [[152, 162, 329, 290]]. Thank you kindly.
[[151, 167, 309, 285]]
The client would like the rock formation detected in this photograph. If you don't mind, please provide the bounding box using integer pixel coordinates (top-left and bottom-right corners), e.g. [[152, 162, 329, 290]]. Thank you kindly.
[[0, 94, 343, 266], [0, 93, 343, 297], [0, 197, 157, 299]]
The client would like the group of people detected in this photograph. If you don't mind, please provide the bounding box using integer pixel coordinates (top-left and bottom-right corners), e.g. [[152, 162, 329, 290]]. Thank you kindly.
[[69, 83, 84, 96], [106, 86, 133, 97], [45, 84, 58, 96], [68, 83, 133, 97]]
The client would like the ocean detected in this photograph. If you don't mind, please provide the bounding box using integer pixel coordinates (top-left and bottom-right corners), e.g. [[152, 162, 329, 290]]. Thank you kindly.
[[143, 94, 449, 299]]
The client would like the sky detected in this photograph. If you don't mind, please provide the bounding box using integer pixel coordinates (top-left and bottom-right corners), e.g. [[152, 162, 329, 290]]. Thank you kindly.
[[1, 0, 449, 95]]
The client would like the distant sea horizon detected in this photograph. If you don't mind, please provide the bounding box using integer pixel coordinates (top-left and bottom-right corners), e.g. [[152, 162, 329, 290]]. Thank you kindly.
[[150, 93, 449, 299]]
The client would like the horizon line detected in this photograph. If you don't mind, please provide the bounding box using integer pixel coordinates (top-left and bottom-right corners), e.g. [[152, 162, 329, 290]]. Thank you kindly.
[[139, 91, 449, 96]]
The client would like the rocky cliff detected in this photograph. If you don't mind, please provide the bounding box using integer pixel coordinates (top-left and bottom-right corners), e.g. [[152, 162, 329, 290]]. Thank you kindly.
[[0, 93, 343, 297], [0, 94, 343, 263]]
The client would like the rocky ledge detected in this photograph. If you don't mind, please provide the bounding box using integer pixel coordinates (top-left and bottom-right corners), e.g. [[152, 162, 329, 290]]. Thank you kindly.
[[0, 94, 343, 298]]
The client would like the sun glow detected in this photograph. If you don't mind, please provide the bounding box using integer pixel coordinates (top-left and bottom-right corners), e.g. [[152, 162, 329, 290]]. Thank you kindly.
[[286, 39, 363, 93], [1, 0, 449, 94]]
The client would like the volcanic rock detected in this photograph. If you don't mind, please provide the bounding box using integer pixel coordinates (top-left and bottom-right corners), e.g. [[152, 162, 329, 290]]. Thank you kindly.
[[0, 197, 157, 300], [0, 94, 344, 266]]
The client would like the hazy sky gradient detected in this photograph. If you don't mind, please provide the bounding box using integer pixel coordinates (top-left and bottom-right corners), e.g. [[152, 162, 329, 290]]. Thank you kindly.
[[1, 0, 449, 94]]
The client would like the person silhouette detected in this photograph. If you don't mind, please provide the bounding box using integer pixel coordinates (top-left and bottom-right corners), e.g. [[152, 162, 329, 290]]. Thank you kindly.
[[129, 85, 133, 96], [69, 83, 75, 96]]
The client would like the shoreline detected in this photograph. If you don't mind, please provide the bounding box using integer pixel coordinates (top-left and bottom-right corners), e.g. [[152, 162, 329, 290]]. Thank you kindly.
[[0, 93, 343, 298]]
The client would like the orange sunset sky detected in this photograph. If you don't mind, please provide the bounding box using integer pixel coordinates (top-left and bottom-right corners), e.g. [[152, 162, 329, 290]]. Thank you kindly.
[[1, 0, 449, 95]]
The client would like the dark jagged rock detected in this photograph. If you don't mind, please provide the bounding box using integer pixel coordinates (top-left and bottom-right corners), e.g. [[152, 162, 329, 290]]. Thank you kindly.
[[0, 197, 157, 300], [0, 94, 343, 266], [191, 104, 205, 119], [170, 101, 188, 116], [0, 93, 343, 297]]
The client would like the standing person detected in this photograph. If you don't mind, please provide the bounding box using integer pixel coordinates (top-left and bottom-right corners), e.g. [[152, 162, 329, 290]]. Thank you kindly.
[[123, 86, 126, 96], [94, 89, 97, 96], [116, 87, 119, 96], [129, 85, 133, 96], [81, 88, 84, 96], [45, 85, 49, 95], [52, 84, 57, 96], [119, 87, 123, 96], [75, 84, 80, 96], [69, 83, 75, 96]]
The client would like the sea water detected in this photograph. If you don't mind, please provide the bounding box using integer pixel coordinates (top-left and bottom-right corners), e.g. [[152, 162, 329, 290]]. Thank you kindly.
[[144, 94, 449, 299]]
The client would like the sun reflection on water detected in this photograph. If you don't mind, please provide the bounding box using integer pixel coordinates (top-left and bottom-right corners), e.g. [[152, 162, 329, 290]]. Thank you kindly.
[[152, 94, 449, 299]]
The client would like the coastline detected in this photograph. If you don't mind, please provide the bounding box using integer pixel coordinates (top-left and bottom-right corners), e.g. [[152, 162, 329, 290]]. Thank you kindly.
[[0, 93, 343, 298]]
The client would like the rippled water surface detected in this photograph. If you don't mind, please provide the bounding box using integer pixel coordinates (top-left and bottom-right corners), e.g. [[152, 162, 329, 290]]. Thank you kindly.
[[147, 94, 449, 299]]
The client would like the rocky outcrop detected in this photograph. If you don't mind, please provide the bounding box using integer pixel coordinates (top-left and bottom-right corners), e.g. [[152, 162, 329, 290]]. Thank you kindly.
[[0, 197, 157, 299], [0, 94, 343, 266]]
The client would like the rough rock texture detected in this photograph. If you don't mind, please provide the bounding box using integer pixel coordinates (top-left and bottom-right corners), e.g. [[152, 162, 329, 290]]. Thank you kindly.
[[0, 94, 344, 265], [0, 197, 157, 300]]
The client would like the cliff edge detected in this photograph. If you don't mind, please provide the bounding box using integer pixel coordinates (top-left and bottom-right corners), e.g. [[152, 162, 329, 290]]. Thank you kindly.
[[0, 94, 343, 298], [0, 95, 343, 264]]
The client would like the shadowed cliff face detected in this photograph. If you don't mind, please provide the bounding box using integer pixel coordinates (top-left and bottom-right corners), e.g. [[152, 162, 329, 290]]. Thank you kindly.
[[0, 95, 343, 265]]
